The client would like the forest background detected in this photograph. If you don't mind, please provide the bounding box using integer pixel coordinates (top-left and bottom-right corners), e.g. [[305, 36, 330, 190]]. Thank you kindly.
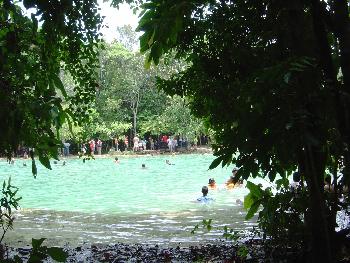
[[58, 25, 207, 153], [2, 0, 350, 262]]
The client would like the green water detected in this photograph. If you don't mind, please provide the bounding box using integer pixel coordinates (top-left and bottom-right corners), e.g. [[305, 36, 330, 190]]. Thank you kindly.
[[0, 154, 250, 213], [0, 154, 258, 247]]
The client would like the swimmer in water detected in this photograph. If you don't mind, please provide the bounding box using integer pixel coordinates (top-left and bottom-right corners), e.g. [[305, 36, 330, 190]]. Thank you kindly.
[[166, 160, 174, 165], [197, 186, 214, 203], [114, 157, 120, 164], [208, 178, 217, 190], [226, 168, 242, 189], [142, 164, 146, 169]]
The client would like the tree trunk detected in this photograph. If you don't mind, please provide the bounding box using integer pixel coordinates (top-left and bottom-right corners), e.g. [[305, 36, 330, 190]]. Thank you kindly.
[[131, 92, 140, 139], [286, 1, 333, 260], [133, 109, 137, 138], [302, 145, 333, 262], [333, 0, 350, 187], [333, 0, 350, 92]]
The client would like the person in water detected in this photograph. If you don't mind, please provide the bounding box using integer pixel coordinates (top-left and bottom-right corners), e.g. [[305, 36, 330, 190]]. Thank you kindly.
[[142, 164, 146, 169], [208, 178, 217, 189], [166, 160, 174, 165], [197, 186, 214, 203], [226, 168, 242, 189], [114, 157, 120, 164]]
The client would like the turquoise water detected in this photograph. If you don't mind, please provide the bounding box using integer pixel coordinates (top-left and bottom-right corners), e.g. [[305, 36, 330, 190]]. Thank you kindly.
[[0, 154, 258, 247], [0, 154, 249, 214]]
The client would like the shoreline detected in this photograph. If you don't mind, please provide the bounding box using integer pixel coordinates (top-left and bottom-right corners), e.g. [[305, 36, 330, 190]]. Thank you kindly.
[[3, 238, 306, 262], [5, 242, 242, 262], [1, 146, 214, 162]]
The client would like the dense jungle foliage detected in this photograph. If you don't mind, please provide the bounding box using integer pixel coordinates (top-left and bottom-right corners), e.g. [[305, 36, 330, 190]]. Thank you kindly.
[[2, 0, 350, 261]]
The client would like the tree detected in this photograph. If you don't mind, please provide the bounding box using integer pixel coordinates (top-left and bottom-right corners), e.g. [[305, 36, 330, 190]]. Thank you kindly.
[[115, 24, 139, 51], [99, 42, 151, 137], [135, 0, 350, 261], [0, 0, 102, 173], [140, 95, 206, 143], [98, 39, 172, 140]]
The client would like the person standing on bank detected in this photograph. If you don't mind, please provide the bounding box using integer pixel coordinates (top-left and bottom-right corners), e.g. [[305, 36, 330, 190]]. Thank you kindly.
[[133, 135, 139, 152], [89, 139, 95, 155], [97, 139, 102, 155]]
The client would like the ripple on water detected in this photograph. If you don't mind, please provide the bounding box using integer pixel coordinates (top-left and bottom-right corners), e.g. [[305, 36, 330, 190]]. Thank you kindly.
[[0, 155, 263, 247]]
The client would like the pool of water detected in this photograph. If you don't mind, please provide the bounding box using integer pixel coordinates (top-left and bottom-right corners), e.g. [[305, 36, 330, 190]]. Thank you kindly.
[[0, 154, 258, 247]]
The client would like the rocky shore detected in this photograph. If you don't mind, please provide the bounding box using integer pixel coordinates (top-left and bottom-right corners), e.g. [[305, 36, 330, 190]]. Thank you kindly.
[[6, 243, 242, 262], [4, 239, 308, 262]]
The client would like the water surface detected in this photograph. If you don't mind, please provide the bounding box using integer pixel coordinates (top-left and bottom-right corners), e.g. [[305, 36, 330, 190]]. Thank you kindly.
[[0, 154, 256, 247]]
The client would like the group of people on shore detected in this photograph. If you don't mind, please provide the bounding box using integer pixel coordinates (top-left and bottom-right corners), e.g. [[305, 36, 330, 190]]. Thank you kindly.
[[197, 167, 243, 203], [132, 134, 187, 153], [80, 139, 103, 155]]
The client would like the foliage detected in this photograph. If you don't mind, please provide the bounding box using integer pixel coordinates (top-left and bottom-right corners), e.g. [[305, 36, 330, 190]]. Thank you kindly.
[[1, 238, 68, 262], [97, 36, 202, 140], [237, 245, 249, 260], [0, 0, 102, 174], [28, 238, 68, 263], [243, 181, 308, 246], [97, 41, 163, 138], [139, 95, 206, 140], [193, 218, 212, 233], [58, 28, 201, 144], [222, 226, 239, 242], [0, 178, 21, 244], [137, 0, 350, 260], [59, 108, 131, 142]]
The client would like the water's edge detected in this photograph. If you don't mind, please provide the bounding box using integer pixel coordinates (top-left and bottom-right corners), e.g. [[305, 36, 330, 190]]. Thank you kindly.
[[5, 207, 256, 248]]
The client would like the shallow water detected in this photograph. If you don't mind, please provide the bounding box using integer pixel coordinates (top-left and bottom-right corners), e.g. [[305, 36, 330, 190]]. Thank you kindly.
[[0, 154, 258, 247]]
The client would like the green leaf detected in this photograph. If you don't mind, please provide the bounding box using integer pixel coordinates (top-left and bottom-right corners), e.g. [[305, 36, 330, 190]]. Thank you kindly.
[[31, 14, 38, 34], [52, 74, 68, 98], [268, 170, 276, 181], [243, 193, 254, 210], [31, 160, 37, 177], [47, 247, 69, 262], [28, 254, 44, 263], [144, 54, 152, 69], [209, 156, 223, 170], [245, 201, 260, 220], [38, 154, 51, 170], [276, 177, 289, 190], [23, 0, 36, 9], [140, 31, 152, 53], [137, 10, 155, 30], [221, 153, 232, 167], [13, 255, 23, 263], [32, 238, 46, 250], [191, 224, 199, 234], [245, 181, 263, 198], [149, 43, 162, 65]]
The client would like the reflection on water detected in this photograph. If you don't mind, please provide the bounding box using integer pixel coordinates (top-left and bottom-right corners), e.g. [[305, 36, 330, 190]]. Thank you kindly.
[[6, 205, 255, 248]]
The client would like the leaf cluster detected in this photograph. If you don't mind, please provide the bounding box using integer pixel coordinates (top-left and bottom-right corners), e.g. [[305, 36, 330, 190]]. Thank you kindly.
[[136, 1, 350, 252], [0, 177, 21, 244], [1, 0, 102, 173], [2, 238, 68, 262]]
